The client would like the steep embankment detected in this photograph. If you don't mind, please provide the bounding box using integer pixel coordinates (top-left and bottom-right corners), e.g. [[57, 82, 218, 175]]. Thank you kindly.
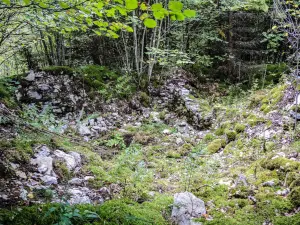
[[0, 69, 300, 224]]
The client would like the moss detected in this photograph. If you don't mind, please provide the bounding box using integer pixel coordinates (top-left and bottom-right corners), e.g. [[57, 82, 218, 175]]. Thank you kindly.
[[214, 127, 225, 136], [178, 143, 193, 156], [286, 172, 300, 187], [234, 123, 246, 133], [207, 139, 226, 154], [288, 187, 300, 207], [158, 110, 167, 120], [140, 92, 151, 107], [53, 161, 71, 182], [42, 66, 74, 75], [262, 157, 300, 172], [254, 169, 279, 185], [221, 121, 231, 129], [0, 196, 171, 225], [223, 142, 235, 154], [265, 141, 275, 151], [166, 151, 181, 158], [204, 133, 215, 142], [249, 90, 267, 107], [246, 114, 265, 126], [225, 130, 237, 142]]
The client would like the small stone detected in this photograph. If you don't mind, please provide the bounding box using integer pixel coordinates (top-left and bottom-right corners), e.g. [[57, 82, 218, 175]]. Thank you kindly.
[[163, 129, 171, 135], [30, 156, 54, 176], [84, 176, 95, 181], [40, 175, 58, 185], [68, 188, 91, 204], [276, 189, 290, 196], [20, 188, 28, 201], [78, 124, 91, 136], [54, 150, 78, 171], [25, 70, 35, 81], [27, 91, 42, 100], [176, 138, 184, 145], [172, 192, 206, 225], [16, 170, 27, 179], [262, 180, 275, 187], [35, 145, 51, 157], [38, 84, 50, 91], [68, 178, 84, 185]]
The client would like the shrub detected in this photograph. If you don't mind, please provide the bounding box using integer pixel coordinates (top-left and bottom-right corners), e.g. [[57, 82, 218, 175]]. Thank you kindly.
[[225, 130, 237, 142], [140, 92, 151, 107], [215, 127, 225, 136], [207, 139, 226, 154], [234, 123, 246, 133], [204, 133, 214, 142]]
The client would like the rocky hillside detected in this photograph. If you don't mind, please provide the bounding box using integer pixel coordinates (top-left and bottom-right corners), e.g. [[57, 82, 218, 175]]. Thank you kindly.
[[0, 69, 300, 225]]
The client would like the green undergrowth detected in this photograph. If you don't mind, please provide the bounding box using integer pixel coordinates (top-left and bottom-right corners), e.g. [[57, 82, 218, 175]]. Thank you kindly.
[[0, 195, 172, 225]]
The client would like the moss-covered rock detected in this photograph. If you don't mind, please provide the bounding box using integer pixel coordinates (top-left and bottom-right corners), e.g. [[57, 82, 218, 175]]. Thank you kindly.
[[204, 133, 214, 142], [262, 157, 300, 172], [207, 139, 226, 154], [214, 127, 225, 136], [140, 92, 150, 107], [288, 187, 300, 207], [246, 114, 265, 126], [234, 123, 246, 133], [166, 151, 181, 158], [225, 130, 237, 142]]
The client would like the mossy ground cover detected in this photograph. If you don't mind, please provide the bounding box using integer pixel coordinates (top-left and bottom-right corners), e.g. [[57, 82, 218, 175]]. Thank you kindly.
[[1, 79, 300, 224]]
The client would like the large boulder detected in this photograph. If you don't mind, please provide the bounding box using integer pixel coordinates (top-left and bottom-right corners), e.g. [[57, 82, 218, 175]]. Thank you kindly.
[[172, 192, 206, 225]]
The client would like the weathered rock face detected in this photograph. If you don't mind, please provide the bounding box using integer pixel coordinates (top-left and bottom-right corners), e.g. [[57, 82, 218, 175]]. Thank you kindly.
[[152, 70, 214, 130], [172, 192, 206, 225], [15, 70, 87, 117]]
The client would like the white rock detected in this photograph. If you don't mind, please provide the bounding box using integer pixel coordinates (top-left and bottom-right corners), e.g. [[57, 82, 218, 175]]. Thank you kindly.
[[16, 170, 27, 179], [78, 124, 91, 136], [40, 175, 58, 185], [163, 129, 171, 135], [84, 176, 95, 181], [54, 150, 78, 171], [176, 138, 184, 145], [35, 145, 51, 157], [68, 178, 84, 185], [172, 192, 206, 225], [28, 91, 42, 100], [70, 152, 81, 165], [30, 156, 54, 176], [25, 70, 35, 81], [68, 188, 91, 204]]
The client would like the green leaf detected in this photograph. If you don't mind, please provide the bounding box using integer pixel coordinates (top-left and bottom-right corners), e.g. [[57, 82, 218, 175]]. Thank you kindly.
[[94, 21, 109, 27], [96, 2, 104, 9], [39, 2, 47, 7], [126, 26, 133, 32], [151, 3, 163, 11], [59, 2, 69, 9], [105, 8, 116, 17], [170, 14, 176, 20], [176, 12, 185, 21], [125, 0, 138, 10], [153, 11, 165, 20], [2, 0, 10, 6], [117, 6, 127, 16], [144, 18, 157, 28], [183, 9, 196, 18], [140, 2, 147, 10], [140, 13, 149, 20], [23, 0, 30, 5], [168, 1, 183, 12]]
